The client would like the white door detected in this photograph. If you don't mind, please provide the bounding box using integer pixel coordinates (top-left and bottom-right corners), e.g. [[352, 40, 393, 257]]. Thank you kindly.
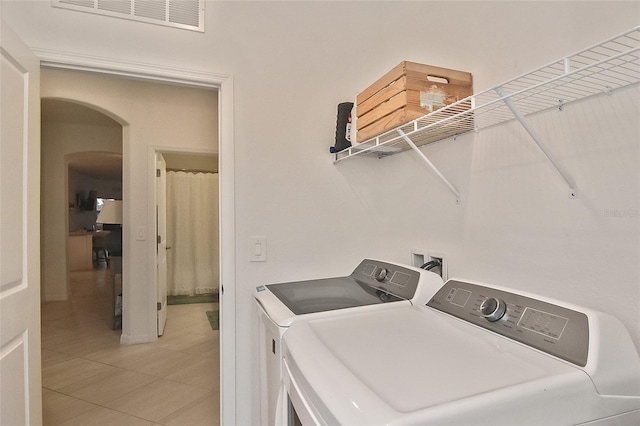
[[156, 153, 168, 336], [0, 20, 42, 425]]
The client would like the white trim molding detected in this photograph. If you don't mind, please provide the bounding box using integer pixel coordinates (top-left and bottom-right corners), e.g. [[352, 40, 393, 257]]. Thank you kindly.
[[34, 48, 225, 88]]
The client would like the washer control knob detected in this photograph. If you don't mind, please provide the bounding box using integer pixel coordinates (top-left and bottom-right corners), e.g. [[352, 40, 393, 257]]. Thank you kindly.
[[480, 297, 507, 322], [374, 268, 388, 282]]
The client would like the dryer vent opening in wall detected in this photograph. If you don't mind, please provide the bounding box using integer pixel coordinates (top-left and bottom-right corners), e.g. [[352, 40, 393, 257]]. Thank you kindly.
[[52, 0, 205, 32]]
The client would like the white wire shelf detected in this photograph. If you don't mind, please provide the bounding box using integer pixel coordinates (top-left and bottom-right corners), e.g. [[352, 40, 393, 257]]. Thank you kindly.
[[335, 26, 640, 163]]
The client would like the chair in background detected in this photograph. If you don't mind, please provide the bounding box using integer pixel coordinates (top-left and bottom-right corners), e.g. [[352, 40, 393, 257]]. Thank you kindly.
[[92, 231, 109, 264], [103, 224, 122, 258]]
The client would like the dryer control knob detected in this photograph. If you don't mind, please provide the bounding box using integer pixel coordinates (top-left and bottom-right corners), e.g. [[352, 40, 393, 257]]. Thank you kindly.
[[374, 268, 388, 282], [480, 297, 506, 322]]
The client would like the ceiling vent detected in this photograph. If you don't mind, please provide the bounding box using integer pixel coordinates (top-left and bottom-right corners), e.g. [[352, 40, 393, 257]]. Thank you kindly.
[[52, 0, 204, 32]]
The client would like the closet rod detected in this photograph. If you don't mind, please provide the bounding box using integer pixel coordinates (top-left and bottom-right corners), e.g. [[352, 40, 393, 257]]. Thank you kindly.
[[166, 168, 218, 174]]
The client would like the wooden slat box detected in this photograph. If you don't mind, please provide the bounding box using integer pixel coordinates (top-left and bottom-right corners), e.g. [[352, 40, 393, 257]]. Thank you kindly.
[[356, 61, 473, 142]]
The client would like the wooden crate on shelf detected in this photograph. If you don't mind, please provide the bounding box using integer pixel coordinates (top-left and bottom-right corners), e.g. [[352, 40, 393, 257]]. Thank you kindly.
[[356, 61, 473, 143]]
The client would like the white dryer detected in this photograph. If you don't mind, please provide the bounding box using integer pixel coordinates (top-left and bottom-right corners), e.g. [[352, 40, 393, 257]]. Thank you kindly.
[[282, 279, 640, 425], [254, 259, 444, 425]]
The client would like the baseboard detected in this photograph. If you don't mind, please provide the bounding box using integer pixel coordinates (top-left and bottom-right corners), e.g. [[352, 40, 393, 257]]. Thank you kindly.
[[120, 333, 156, 345]]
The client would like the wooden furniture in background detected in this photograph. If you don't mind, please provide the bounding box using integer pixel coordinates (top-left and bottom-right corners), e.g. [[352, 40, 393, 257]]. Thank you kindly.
[[92, 230, 110, 263], [67, 233, 93, 271]]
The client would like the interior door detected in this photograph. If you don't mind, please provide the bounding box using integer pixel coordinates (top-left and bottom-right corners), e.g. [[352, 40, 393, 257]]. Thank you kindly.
[[0, 20, 43, 425], [156, 153, 168, 336]]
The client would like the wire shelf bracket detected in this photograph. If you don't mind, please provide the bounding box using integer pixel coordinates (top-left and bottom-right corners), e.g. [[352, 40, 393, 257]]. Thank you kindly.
[[495, 86, 577, 199], [398, 129, 461, 204]]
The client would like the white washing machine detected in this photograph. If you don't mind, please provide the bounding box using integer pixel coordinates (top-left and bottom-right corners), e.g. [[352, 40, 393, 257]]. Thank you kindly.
[[282, 278, 640, 425], [254, 259, 444, 426]]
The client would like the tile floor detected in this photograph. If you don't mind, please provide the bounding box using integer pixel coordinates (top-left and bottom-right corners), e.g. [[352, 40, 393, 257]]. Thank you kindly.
[[40, 266, 220, 425]]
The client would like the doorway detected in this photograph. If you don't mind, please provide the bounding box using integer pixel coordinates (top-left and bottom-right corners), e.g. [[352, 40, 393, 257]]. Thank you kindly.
[[41, 100, 124, 303], [156, 152, 219, 337], [41, 62, 236, 424], [40, 67, 220, 338]]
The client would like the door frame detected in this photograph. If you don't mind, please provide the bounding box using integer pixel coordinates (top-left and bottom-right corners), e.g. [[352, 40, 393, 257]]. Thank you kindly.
[[36, 51, 236, 426], [154, 151, 167, 337]]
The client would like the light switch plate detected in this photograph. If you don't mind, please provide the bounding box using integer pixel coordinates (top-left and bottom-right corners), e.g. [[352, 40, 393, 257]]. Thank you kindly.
[[249, 237, 266, 262], [136, 226, 146, 241]]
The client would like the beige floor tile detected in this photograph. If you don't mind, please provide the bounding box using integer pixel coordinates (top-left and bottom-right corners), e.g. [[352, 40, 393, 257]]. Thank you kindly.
[[41, 349, 74, 368], [154, 331, 213, 353], [162, 313, 205, 334], [47, 315, 113, 334], [41, 304, 74, 323], [183, 334, 220, 358], [58, 368, 159, 405], [43, 357, 116, 391], [158, 390, 220, 426], [41, 326, 93, 349], [164, 358, 220, 390], [48, 333, 121, 357], [166, 303, 195, 315], [42, 269, 220, 425], [164, 304, 217, 332], [84, 341, 161, 367], [187, 316, 220, 336], [59, 406, 155, 426], [121, 347, 203, 378], [104, 379, 210, 422], [42, 389, 98, 426]]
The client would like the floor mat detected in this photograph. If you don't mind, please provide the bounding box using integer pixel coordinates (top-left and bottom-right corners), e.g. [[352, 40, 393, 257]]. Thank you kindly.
[[206, 310, 219, 330], [167, 293, 219, 305]]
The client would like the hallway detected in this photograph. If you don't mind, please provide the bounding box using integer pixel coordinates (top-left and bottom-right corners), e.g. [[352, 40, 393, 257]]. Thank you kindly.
[[40, 267, 220, 425]]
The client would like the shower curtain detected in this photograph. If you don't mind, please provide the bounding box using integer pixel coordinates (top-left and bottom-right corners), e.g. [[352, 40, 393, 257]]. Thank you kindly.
[[166, 170, 219, 296]]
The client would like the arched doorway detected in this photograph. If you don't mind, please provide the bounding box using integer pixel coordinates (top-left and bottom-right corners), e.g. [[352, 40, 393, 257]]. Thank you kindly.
[[41, 99, 123, 303]]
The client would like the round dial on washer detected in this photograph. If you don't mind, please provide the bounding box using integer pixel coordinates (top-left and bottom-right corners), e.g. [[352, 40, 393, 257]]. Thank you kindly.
[[480, 297, 507, 322], [374, 268, 388, 282]]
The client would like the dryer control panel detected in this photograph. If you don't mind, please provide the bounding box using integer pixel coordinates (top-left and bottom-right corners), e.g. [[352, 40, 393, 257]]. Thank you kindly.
[[427, 280, 589, 366], [352, 259, 422, 301]]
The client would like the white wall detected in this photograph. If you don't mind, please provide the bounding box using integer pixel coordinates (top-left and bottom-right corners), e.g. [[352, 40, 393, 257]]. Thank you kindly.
[[4, 2, 639, 425]]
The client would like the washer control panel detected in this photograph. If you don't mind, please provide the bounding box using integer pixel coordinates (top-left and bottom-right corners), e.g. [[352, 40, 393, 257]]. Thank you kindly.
[[353, 259, 421, 301], [427, 280, 589, 366]]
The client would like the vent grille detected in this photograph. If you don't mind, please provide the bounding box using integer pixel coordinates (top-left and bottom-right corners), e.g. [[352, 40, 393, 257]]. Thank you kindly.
[[97, 0, 131, 14], [169, 0, 199, 26], [61, 0, 94, 6], [53, 0, 204, 32], [135, 0, 165, 21]]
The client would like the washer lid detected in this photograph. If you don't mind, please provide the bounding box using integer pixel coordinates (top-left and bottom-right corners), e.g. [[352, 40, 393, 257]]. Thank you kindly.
[[266, 276, 401, 315], [283, 306, 589, 424]]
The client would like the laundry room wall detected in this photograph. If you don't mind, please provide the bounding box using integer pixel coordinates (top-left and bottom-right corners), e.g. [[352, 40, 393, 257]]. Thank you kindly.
[[3, 2, 639, 425]]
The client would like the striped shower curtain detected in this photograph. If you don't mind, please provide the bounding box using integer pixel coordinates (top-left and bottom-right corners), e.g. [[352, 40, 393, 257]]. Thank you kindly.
[[166, 170, 219, 296]]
